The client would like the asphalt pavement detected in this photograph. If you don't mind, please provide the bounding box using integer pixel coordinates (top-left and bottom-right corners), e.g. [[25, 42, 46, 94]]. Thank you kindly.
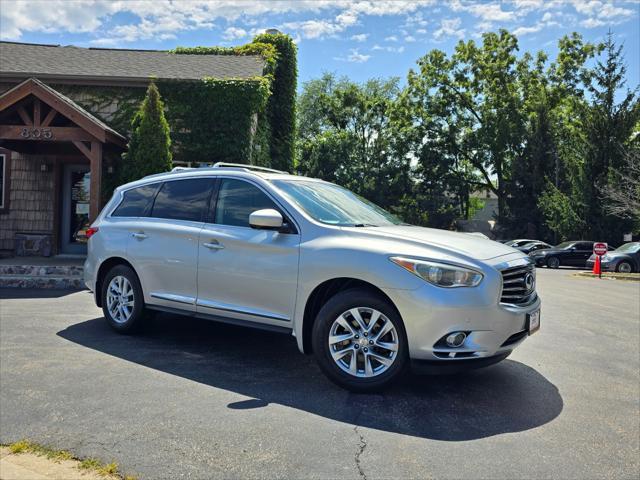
[[1, 268, 639, 479]]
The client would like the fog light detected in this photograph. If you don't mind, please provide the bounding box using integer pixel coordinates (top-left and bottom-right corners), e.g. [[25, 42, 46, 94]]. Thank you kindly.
[[445, 332, 467, 348]]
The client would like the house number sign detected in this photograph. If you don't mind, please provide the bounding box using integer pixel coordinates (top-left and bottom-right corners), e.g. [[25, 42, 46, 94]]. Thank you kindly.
[[20, 127, 53, 140]]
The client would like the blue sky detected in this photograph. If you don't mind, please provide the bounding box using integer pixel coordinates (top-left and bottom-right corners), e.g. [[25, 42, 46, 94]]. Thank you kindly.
[[1, 1, 639, 88]]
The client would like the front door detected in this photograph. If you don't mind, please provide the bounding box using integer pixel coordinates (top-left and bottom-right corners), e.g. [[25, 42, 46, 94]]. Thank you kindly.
[[61, 164, 91, 254], [197, 178, 300, 326]]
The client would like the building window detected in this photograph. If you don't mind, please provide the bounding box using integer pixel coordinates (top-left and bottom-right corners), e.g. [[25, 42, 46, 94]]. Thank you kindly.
[[0, 151, 9, 213]]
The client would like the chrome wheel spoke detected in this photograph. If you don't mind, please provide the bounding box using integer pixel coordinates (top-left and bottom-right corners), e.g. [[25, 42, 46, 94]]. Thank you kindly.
[[349, 308, 368, 332], [331, 346, 354, 362], [367, 310, 381, 332], [373, 318, 393, 342], [376, 340, 398, 352], [336, 316, 356, 335], [363, 353, 374, 376], [349, 350, 358, 374], [369, 351, 393, 367], [329, 333, 354, 345]]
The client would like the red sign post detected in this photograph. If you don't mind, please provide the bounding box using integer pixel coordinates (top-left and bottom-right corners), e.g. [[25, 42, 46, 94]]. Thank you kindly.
[[593, 242, 607, 278]]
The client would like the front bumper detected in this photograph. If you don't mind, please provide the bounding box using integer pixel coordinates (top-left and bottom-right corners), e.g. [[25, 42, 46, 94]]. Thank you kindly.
[[586, 259, 615, 271], [382, 256, 540, 365]]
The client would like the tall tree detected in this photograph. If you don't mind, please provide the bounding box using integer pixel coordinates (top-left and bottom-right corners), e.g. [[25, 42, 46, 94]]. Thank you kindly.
[[581, 32, 640, 242], [121, 82, 172, 182], [296, 74, 411, 215]]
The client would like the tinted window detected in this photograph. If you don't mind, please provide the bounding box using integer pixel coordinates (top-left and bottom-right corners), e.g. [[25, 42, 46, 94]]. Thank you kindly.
[[151, 178, 212, 222], [112, 183, 158, 217], [576, 242, 593, 250], [214, 179, 277, 227]]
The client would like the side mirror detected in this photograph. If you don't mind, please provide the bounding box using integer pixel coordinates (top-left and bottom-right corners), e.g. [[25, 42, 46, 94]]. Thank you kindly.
[[249, 209, 283, 230]]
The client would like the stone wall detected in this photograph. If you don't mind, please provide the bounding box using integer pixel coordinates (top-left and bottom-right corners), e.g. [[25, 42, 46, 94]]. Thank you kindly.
[[0, 152, 55, 254]]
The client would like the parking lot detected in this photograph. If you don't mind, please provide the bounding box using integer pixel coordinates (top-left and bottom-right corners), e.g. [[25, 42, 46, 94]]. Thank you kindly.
[[1, 268, 639, 479]]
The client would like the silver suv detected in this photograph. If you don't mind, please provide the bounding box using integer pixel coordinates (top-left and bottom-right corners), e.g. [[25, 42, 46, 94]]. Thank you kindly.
[[84, 163, 540, 391]]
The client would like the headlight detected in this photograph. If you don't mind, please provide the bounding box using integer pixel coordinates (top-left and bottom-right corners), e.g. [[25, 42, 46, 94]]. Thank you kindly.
[[390, 257, 483, 288]]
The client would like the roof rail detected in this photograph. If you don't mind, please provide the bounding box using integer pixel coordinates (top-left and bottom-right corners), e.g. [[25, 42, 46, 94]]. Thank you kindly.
[[212, 162, 288, 174]]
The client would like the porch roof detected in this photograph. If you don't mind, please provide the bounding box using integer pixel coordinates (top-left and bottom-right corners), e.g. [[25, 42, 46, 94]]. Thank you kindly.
[[0, 77, 126, 147]]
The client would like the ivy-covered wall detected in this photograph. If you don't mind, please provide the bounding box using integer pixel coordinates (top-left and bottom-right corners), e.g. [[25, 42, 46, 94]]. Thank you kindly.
[[56, 32, 297, 171]]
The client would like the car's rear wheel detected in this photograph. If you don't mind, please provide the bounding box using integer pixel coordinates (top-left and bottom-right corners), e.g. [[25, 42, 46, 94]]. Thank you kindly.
[[616, 261, 633, 273], [101, 264, 147, 333], [312, 289, 408, 392], [547, 257, 560, 269]]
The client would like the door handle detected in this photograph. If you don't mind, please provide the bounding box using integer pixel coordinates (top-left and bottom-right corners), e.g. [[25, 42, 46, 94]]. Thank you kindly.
[[132, 232, 147, 240], [203, 241, 224, 250]]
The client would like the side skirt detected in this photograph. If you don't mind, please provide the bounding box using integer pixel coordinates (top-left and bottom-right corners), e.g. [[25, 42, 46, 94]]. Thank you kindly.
[[146, 304, 293, 335]]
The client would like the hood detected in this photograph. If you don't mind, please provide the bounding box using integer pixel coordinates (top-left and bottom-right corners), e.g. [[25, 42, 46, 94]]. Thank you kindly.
[[352, 225, 523, 261], [530, 247, 563, 255]]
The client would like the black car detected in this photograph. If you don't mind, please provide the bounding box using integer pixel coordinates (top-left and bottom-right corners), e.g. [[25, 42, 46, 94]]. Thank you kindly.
[[529, 241, 597, 268], [586, 242, 640, 273], [516, 241, 552, 255]]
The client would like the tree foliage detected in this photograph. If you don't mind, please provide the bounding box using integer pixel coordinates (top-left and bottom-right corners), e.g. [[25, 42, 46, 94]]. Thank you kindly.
[[297, 30, 639, 243], [120, 82, 172, 183]]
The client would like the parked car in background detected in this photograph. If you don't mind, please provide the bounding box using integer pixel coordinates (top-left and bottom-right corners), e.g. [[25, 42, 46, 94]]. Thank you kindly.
[[529, 241, 597, 268], [516, 241, 552, 255], [84, 163, 540, 392], [505, 239, 538, 247], [586, 242, 640, 273]]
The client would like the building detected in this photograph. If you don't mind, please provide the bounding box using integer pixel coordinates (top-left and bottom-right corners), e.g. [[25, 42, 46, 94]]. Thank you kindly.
[[0, 36, 295, 257]]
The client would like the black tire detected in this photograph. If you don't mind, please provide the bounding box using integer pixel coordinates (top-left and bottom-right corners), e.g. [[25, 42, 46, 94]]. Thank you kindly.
[[101, 264, 147, 333], [616, 261, 633, 273], [547, 257, 560, 269], [312, 288, 408, 392]]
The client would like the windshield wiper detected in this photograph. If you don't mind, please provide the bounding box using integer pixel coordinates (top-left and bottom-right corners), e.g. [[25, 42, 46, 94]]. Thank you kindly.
[[353, 223, 378, 227]]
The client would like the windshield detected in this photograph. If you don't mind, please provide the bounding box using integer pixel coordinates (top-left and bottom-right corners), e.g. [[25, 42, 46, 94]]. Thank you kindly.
[[556, 242, 574, 249], [272, 180, 404, 227], [615, 242, 640, 253]]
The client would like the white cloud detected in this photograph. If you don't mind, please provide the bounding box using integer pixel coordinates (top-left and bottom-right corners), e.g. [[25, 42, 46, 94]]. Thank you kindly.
[[434, 17, 465, 40], [385, 35, 399, 42], [416, 28, 428, 34], [335, 48, 371, 62], [451, 0, 519, 22], [350, 33, 369, 42], [222, 26, 247, 40], [372, 44, 405, 53], [404, 35, 417, 42], [0, 0, 434, 42]]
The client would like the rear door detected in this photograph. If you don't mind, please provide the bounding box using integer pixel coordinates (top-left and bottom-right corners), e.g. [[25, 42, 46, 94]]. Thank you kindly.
[[567, 242, 593, 266], [196, 178, 300, 327], [126, 177, 214, 312]]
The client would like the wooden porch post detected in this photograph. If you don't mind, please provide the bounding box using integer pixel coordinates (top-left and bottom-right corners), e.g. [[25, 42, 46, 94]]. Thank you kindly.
[[73, 140, 102, 221], [89, 141, 102, 222]]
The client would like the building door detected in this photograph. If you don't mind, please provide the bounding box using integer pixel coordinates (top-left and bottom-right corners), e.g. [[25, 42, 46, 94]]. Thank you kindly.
[[61, 164, 91, 254]]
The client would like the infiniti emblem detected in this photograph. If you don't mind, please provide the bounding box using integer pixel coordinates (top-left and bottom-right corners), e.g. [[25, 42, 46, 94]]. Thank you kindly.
[[524, 272, 535, 291]]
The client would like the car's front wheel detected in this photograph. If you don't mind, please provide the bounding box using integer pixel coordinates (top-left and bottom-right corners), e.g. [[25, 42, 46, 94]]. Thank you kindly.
[[616, 261, 633, 273], [101, 264, 147, 333], [312, 289, 408, 392]]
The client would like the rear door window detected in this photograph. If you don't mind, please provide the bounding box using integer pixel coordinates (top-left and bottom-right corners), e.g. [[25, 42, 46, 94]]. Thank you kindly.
[[111, 183, 159, 217], [151, 178, 213, 222]]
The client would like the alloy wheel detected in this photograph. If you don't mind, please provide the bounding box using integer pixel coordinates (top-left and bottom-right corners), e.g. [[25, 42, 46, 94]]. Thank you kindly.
[[328, 307, 398, 378], [106, 275, 135, 324], [618, 262, 632, 273]]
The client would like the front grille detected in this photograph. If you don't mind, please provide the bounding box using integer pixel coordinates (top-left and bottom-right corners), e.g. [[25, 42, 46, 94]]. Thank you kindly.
[[500, 264, 536, 305]]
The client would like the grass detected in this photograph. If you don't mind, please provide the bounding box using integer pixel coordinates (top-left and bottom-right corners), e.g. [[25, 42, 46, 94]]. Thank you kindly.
[[5, 440, 137, 479]]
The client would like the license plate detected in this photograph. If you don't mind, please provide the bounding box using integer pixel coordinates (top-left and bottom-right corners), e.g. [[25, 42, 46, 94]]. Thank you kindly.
[[527, 309, 540, 334]]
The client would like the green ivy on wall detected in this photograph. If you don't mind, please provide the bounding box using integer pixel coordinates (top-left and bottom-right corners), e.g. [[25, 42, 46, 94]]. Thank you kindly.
[[51, 32, 297, 198]]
